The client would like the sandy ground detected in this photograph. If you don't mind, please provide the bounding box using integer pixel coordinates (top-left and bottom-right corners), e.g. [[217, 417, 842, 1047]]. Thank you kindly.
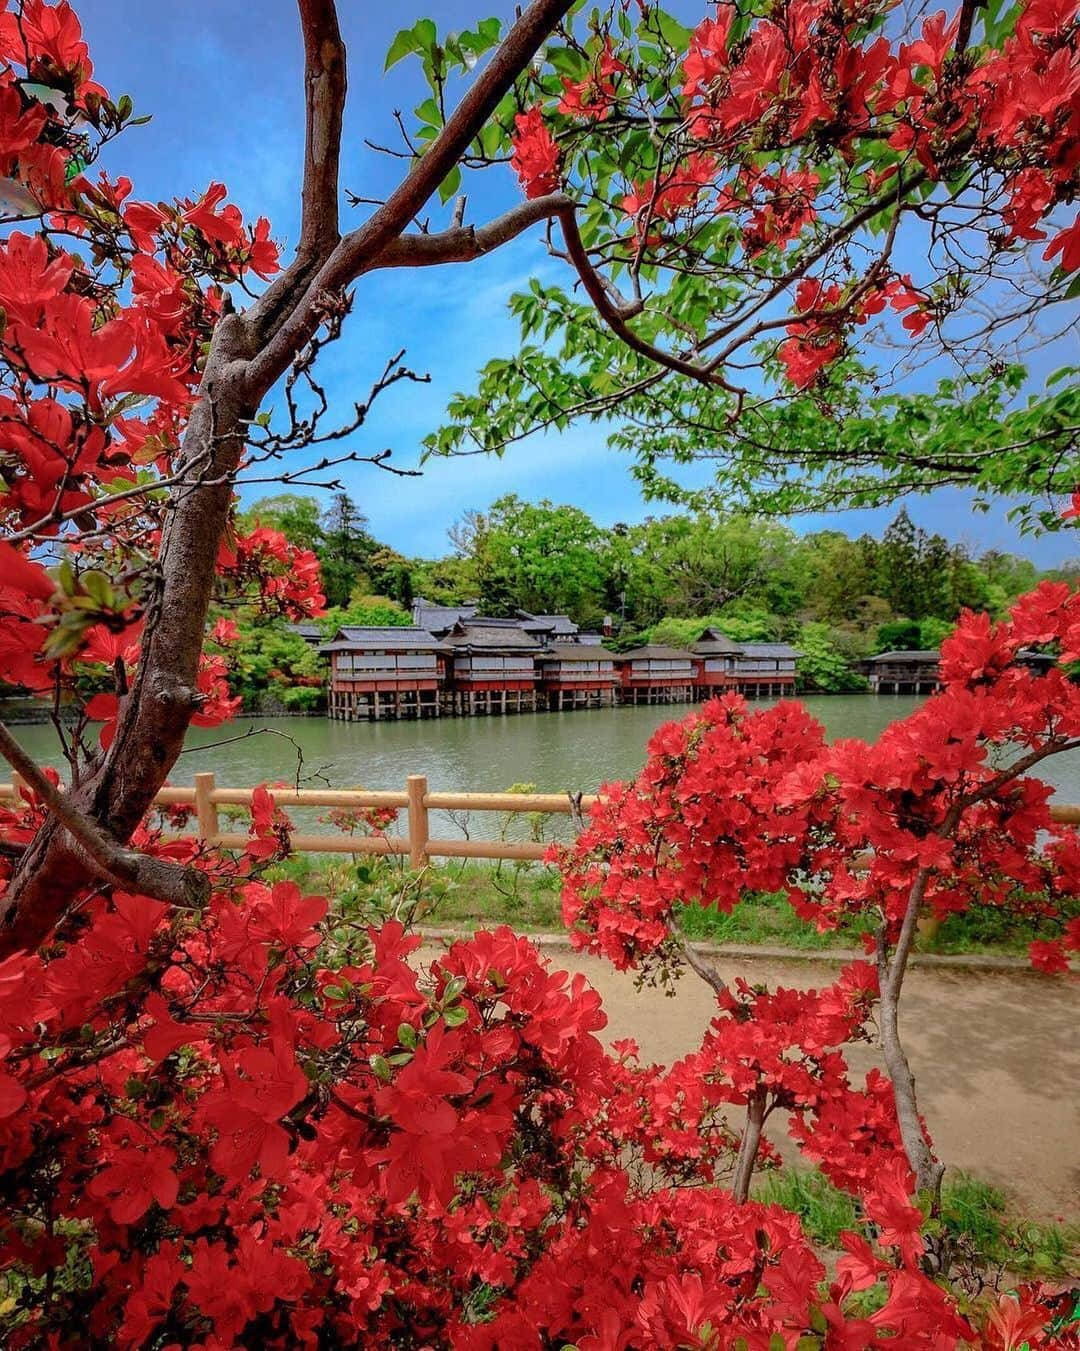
[[426, 944, 1080, 1220]]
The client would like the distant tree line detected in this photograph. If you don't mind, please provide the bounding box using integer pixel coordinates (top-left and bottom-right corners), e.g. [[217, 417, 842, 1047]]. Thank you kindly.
[[231, 492, 1077, 701]]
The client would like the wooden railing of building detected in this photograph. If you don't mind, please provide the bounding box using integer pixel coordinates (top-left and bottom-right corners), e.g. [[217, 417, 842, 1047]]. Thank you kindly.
[[1, 773, 1078, 866]]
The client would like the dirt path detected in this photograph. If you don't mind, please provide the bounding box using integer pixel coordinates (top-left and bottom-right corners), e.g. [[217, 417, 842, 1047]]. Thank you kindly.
[[428, 944, 1080, 1220]]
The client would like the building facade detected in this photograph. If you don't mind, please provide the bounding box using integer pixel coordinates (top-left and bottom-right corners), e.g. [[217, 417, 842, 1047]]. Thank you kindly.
[[691, 628, 743, 697], [537, 644, 618, 710], [441, 619, 542, 715], [614, 645, 697, 704], [322, 627, 448, 721], [729, 642, 800, 698], [863, 650, 941, 694]]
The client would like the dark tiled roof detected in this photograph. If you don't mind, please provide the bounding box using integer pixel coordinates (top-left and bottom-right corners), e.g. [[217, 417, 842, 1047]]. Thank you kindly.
[[411, 598, 478, 632], [866, 649, 939, 663], [286, 622, 323, 641], [517, 610, 580, 636], [693, 628, 743, 655], [319, 626, 447, 653], [614, 645, 695, 661], [443, 620, 542, 652], [736, 643, 802, 658]]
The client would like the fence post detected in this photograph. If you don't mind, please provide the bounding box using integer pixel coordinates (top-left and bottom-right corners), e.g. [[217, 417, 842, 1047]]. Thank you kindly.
[[194, 771, 219, 844], [407, 774, 429, 870]]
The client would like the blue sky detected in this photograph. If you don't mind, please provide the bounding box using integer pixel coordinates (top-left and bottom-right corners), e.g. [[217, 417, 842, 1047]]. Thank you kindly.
[[71, 0, 1079, 565]]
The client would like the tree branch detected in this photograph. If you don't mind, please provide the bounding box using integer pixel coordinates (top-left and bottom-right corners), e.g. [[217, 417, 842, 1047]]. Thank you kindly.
[[246, 0, 578, 389], [666, 916, 728, 995], [374, 194, 575, 268], [732, 1089, 766, 1203], [876, 867, 944, 1201], [248, 0, 348, 341], [0, 722, 209, 922]]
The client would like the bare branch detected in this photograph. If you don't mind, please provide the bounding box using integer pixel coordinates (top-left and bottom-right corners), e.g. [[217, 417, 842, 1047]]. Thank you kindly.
[[250, 0, 347, 337], [374, 194, 575, 269], [666, 916, 728, 996], [0, 722, 209, 928], [246, 0, 578, 388]]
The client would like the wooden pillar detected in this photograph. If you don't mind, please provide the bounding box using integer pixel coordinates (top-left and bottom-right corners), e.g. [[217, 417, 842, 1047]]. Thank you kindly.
[[407, 774, 429, 871], [194, 771, 219, 844]]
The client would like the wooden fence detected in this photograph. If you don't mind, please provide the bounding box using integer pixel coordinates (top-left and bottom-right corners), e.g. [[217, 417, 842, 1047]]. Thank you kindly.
[[0, 772, 597, 866], [1, 772, 1078, 867]]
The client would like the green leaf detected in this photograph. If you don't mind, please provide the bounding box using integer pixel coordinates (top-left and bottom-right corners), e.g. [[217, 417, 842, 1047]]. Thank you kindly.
[[384, 27, 418, 71], [438, 164, 462, 205], [653, 10, 693, 50], [415, 97, 442, 127]]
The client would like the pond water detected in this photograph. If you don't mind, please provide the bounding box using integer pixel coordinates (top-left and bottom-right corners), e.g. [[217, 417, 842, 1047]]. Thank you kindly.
[[10, 693, 1080, 842]]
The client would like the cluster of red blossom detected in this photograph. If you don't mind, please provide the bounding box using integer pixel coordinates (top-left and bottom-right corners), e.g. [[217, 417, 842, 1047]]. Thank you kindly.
[[0, 2, 322, 718], [511, 0, 1080, 387], [1, 750, 1076, 1343], [560, 582, 1080, 980]]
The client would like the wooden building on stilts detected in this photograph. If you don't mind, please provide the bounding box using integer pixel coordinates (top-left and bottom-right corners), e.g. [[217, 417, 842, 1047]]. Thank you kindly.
[[613, 645, 696, 705], [442, 619, 541, 716], [729, 642, 800, 698], [862, 649, 941, 694], [537, 643, 618, 710], [691, 628, 743, 698], [321, 626, 448, 721]]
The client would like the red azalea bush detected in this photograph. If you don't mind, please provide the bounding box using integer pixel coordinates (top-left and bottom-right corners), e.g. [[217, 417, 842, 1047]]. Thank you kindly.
[[0, 1, 1078, 1346]]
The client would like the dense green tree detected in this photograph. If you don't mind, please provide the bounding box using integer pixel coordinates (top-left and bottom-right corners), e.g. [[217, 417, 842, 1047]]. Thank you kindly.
[[794, 532, 876, 624], [449, 495, 608, 621], [795, 624, 870, 694], [619, 515, 798, 625], [226, 623, 324, 713], [240, 494, 326, 554]]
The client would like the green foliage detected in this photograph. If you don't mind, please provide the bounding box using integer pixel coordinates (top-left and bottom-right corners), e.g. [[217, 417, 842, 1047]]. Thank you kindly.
[[758, 1169, 1079, 1279], [278, 685, 323, 712], [937, 1174, 1079, 1278], [449, 495, 609, 622], [226, 622, 322, 710], [876, 619, 923, 652], [795, 624, 869, 693], [319, 599, 409, 638]]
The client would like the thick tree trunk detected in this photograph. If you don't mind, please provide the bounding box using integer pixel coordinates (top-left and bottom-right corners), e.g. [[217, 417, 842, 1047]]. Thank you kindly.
[[0, 317, 255, 955]]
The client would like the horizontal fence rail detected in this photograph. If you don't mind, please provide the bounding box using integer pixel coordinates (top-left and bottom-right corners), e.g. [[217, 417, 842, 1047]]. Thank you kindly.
[[1, 773, 1078, 866], [0, 773, 600, 865]]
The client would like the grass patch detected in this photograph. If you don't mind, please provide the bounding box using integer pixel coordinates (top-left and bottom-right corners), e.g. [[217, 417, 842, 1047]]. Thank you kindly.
[[269, 853, 564, 933], [268, 855, 1070, 958], [757, 1168, 860, 1247], [756, 1167, 1079, 1279]]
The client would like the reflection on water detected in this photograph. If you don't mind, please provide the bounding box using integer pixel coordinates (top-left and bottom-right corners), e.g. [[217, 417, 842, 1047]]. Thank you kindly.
[[11, 695, 1080, 842]]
